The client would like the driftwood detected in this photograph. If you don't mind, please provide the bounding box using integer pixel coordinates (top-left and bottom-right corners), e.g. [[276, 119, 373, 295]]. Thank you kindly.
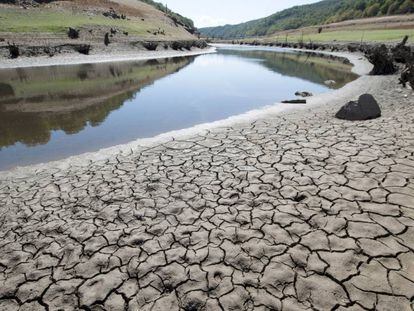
[[400, 64, 414, 89], [282, 99, 306, 104], [104, 33, 110, 46], [366, 44, 396, 75], [392, 36, 412, 64]]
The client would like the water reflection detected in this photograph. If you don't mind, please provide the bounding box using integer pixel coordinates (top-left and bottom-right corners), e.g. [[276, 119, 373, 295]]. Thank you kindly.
[[0, 48, 358, 169], [0, 57, 194, 148], [219, 48, 358, 88]]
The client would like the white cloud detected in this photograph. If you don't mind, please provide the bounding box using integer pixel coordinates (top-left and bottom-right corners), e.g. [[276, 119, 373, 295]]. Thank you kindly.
[[194, 15, 231, 28]]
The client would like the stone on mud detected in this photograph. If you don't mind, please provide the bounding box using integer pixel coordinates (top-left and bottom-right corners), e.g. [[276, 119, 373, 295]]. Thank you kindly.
[[336, 94, 381, 121], [295, 91, 313, 97]]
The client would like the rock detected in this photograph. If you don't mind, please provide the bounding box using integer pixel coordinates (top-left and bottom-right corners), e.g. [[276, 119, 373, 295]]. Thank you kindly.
[[103, 8, 122, 19], [67, 27, 79, 39], [335, 94, 381, 121], [75, 45, 91, 55], [295, 91, 313, 97], [366, 44, 396, 75], [324, 80, 336, 87], [142, 42, 158, 51]]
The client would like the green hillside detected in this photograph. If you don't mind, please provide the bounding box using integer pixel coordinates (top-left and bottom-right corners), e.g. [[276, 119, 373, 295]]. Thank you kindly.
[[200, 0, 414, 39], [139, 0, 196, 33]]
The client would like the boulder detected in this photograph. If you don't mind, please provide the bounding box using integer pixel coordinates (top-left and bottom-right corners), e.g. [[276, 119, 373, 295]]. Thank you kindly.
[[142, 41, 158, 51], [324, 80, 336, 87], [75, 44, 90, 55], [295, 91, 313, 97], [335, 94, 381, 121]]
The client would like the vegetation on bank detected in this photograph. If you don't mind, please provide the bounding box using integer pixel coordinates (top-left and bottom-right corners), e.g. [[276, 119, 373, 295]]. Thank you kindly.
[[139, 0, 196, 33], [0, 57, 192, 147], [267, 29, 414, 44], [0, 0, 196, 38], [200, 0, 414, 39], [0, 6, 192, 39]]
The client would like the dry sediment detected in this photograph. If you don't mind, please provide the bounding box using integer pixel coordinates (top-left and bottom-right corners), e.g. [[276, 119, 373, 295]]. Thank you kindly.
[[0, 50, 413, 310]]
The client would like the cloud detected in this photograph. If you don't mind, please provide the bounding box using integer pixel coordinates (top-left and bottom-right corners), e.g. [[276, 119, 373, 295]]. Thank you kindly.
[[194, 15, 231, 28]]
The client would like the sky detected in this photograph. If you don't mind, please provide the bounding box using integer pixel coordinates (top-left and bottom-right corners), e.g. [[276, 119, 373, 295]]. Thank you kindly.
[[163, 0, 321, 28]]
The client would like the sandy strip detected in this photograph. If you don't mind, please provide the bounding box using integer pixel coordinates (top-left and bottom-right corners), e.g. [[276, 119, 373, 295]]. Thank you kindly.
[[0, 47, 216, 69]]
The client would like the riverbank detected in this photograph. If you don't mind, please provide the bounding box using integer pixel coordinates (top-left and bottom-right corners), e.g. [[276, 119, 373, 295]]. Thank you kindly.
[[0, 47, 413, 309], [0, 46, 215, 69]]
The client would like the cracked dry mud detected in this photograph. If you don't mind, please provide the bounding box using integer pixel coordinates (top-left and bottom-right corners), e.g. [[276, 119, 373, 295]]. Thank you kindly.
[[0, 76, 413, 311]]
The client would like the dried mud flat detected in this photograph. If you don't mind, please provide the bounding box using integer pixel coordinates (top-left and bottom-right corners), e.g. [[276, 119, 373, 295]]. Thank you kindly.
[[0, 69, 414, 309]]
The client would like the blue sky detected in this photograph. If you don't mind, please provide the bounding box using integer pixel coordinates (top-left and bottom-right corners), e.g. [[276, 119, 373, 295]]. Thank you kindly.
[[163, 0, 321, 27]]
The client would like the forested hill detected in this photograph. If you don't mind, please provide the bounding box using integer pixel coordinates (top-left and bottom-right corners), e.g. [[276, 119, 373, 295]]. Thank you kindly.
[[199, 0, 414, 39]]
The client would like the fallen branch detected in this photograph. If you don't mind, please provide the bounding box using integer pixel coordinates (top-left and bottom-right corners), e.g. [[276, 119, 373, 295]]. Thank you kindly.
[[282, 99, 306, 104]]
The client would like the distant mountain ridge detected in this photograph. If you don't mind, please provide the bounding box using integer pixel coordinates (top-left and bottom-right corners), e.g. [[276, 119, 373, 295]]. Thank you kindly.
[[200, 0, 414, 39]]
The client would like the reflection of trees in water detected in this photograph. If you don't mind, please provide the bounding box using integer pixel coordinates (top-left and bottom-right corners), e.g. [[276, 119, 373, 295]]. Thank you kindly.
[[220, 49, 358, 88], [0, 57, 194, 148], [0, 83, 14, 97]]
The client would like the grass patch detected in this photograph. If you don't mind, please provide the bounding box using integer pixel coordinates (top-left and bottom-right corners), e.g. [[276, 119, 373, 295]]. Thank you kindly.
[[271, 29, 414, 43], [0, 7, 183, 37]]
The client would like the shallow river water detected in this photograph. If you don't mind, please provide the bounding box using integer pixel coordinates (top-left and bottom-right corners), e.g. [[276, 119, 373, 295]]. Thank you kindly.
[[0, 46, 358, 169]]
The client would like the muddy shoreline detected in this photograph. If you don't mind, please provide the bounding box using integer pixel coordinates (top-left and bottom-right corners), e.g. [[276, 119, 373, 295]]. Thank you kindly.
[[0, 45, 216, 69]]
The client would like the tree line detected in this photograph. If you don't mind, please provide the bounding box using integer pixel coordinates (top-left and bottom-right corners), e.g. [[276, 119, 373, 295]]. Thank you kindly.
[[199, 0, 414, 39]]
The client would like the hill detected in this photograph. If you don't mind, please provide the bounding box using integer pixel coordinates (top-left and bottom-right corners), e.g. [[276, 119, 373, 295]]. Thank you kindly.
[[0, 0, 196, 38], [200, 0, 414, 39], [0, 0, 206, 58]]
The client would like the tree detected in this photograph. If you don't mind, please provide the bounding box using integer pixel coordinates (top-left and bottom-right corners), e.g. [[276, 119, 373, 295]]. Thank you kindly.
[[365, 3, 381, 16], [387, 2, 400, 14], [354, 0, 366, 11], [398, 0, 414, 14]]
